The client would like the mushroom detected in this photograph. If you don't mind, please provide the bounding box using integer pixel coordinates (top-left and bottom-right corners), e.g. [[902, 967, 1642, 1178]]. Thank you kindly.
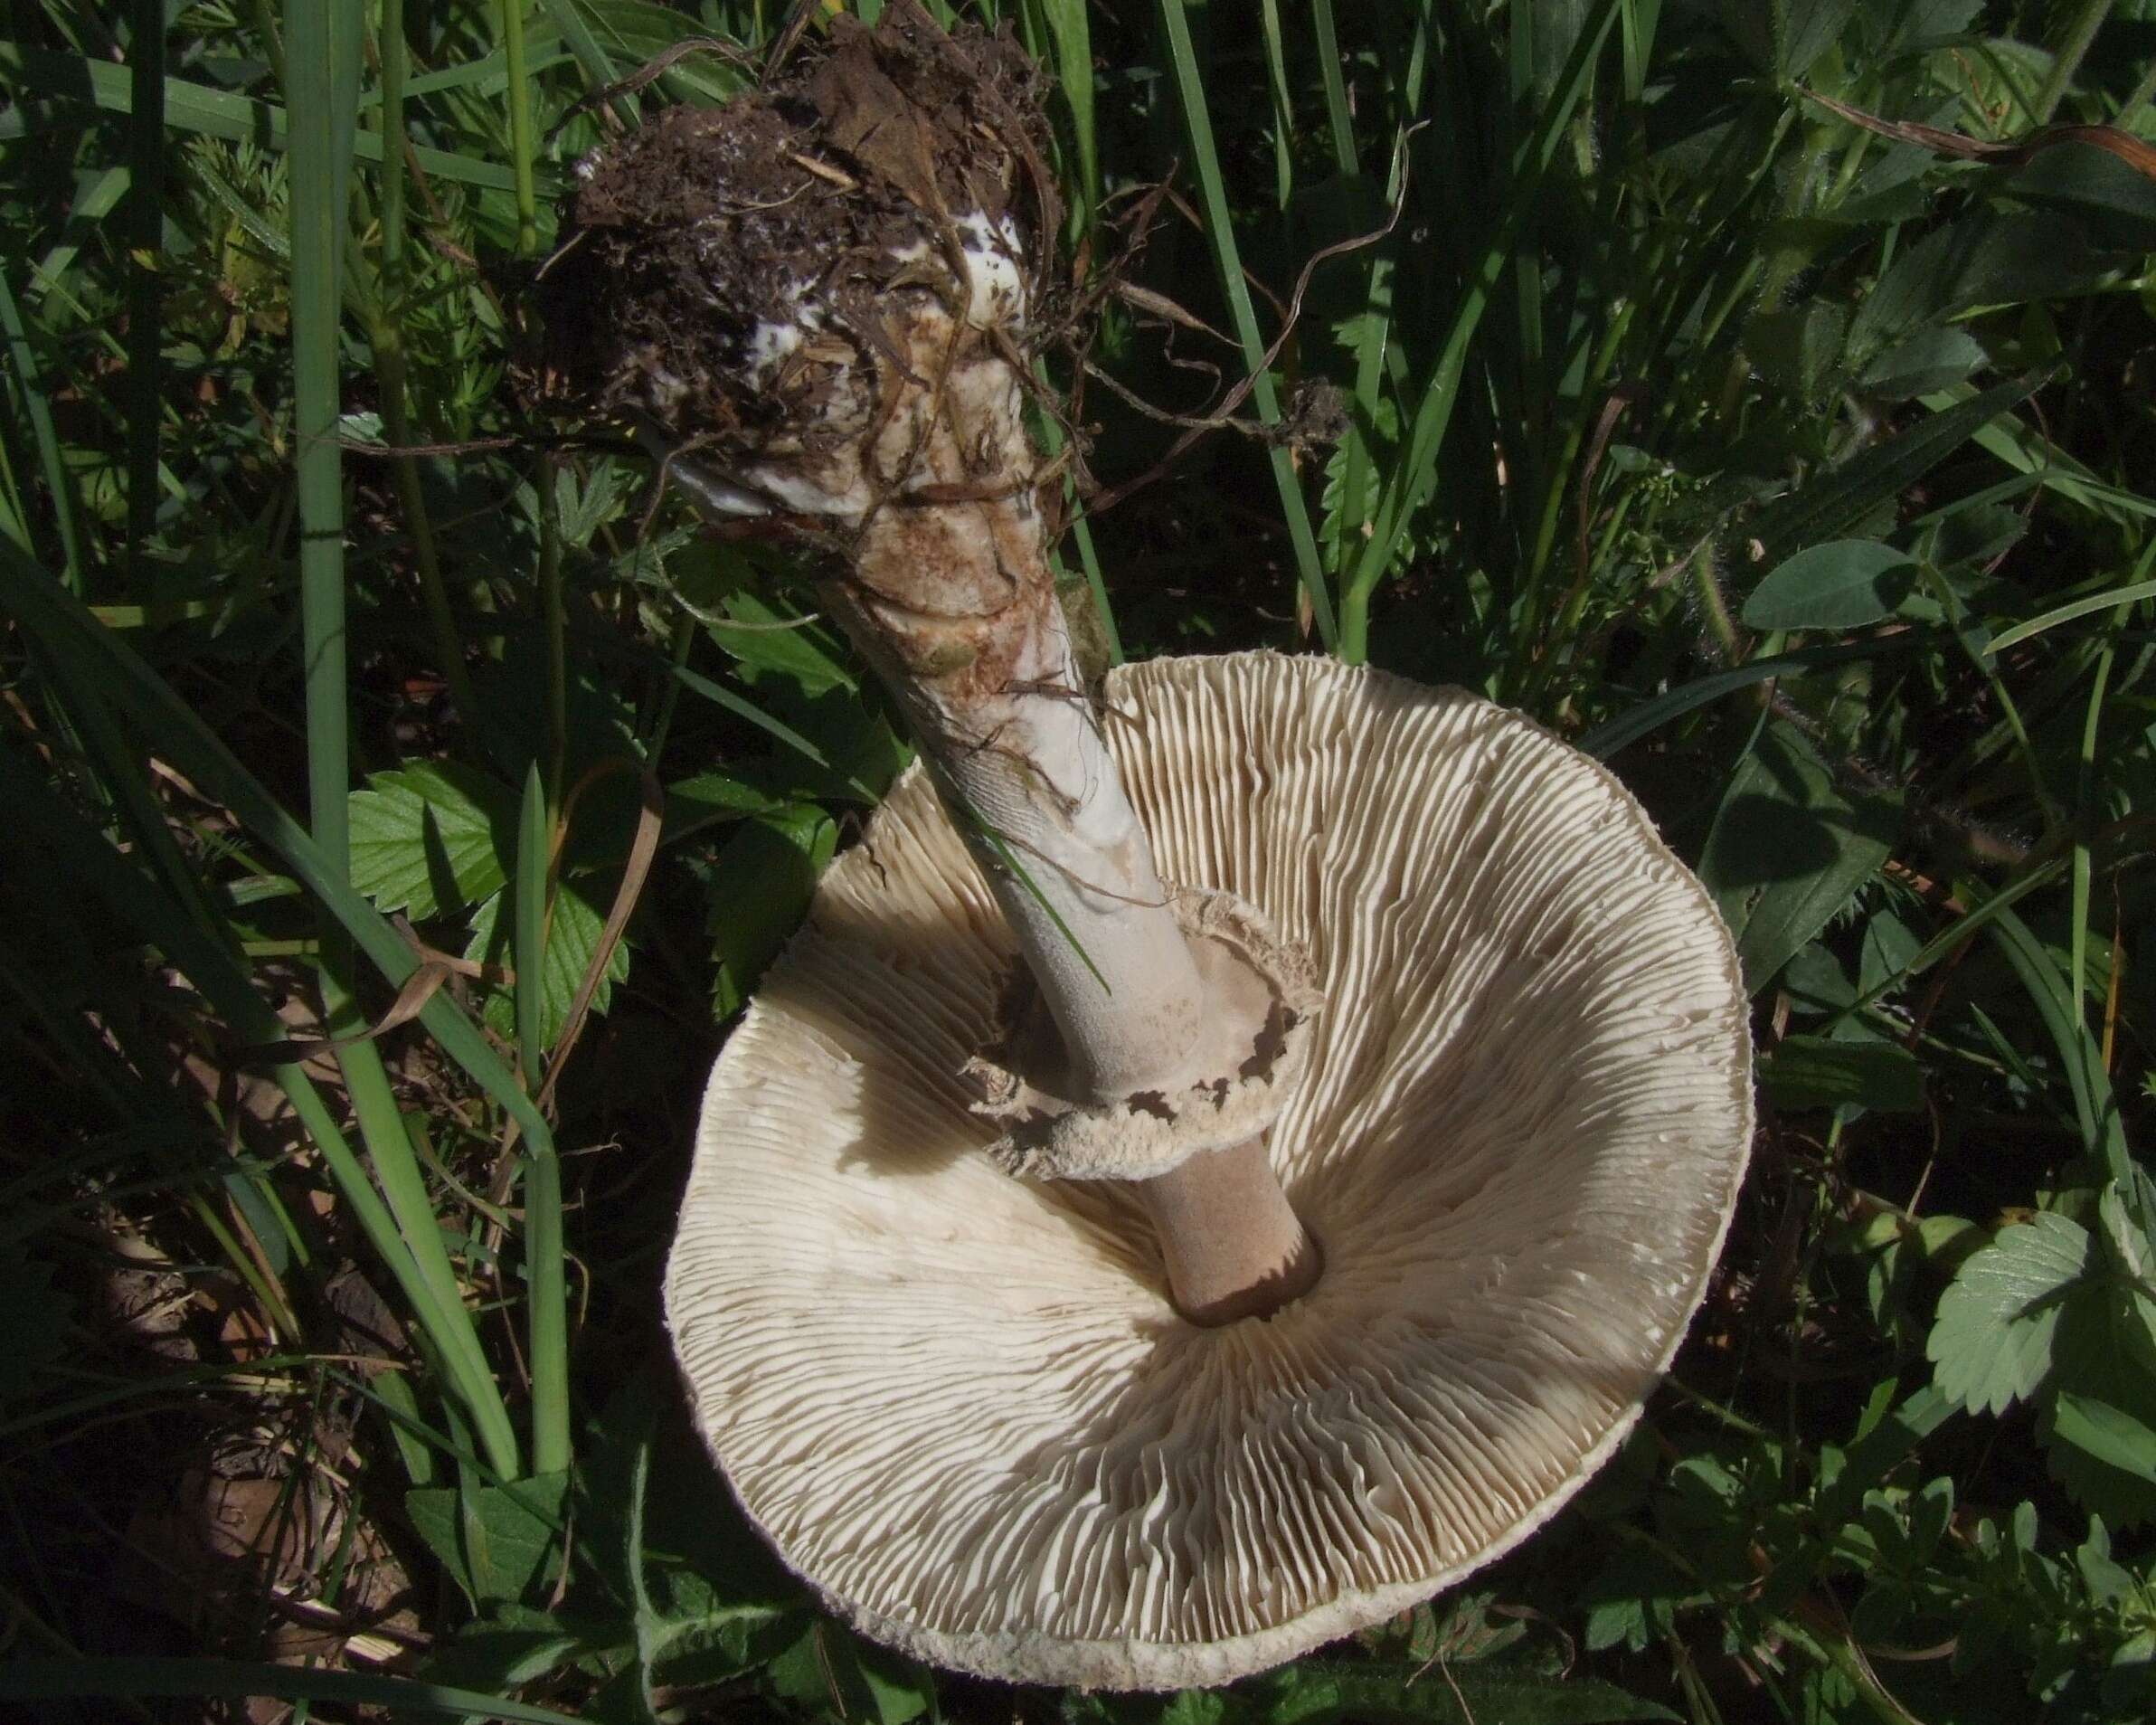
[[667, 652, 1752, 1688], [553, 3, 1753, 1688]]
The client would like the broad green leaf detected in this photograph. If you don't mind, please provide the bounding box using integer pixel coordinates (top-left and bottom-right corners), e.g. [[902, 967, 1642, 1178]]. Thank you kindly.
[[1847, 213, 2100, 369], [404, 1473, 571, 1610], [1698, 720, 1900, 991], [419, 1607, 586, 1695], [2049, 1393, 2156, 1483], [1580, 1545, 1697, 1654], [1858, 327, 1986, 401], [1858, 909, 1921, 998], [767, 1620, 931, 1725], [1745, 302, 1849, 401], [1715, 0, 1857, 76], [466, 882, 631, 1050], [1763, 1035, 1924, 1114], [705, 806, 837, 1019], [350, 762, 516, 919], [2007, 140, 2156, 254], [1741, 540, 1917, 630], [663, 772, 787, 844], [705, 590, 856, 698], [1926, 1213, 2094, 1417], [2043, 1285, 2156, 1527]]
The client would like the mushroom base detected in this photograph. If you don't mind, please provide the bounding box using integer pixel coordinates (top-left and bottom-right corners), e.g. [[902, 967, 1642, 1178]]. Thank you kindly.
[[1132, 1137, 1322, 1325]]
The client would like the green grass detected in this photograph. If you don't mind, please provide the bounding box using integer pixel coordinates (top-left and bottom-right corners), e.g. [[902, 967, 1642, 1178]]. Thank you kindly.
[[1, 1, 2154, 1721]]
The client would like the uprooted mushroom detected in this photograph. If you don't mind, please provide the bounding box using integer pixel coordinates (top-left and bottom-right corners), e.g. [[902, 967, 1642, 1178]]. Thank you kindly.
[[557, 1, 1754, 1689]]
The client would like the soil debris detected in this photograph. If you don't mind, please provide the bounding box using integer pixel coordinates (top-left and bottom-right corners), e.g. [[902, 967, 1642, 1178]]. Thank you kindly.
[[547, 0, 1057, 471]]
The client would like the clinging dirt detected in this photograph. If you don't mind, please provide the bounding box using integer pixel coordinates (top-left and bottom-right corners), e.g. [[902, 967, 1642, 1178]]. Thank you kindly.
[[545, 0, 1058, 469]]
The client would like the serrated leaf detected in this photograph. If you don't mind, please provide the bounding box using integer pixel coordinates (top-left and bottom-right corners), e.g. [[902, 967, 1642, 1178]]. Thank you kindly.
[[1698, 720, 1900, 991], [1764, 1034, 1924, 1113], [406, 1473, 570, 1610], [1858, 326, 1985, 401], [1741, 539, 1916, 630], [467, 883, 630, 1049], [1926, 1213, 2094, 1417], [350, 761, 515, 918], [1847, 213, 2100, 368]]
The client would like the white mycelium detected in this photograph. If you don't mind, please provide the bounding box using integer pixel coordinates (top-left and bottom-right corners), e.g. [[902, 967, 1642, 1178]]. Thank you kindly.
[[667, 652, 1754, 1690]]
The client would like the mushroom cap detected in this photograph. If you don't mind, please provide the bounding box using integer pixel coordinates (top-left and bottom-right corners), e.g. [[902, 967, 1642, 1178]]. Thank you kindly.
[[666, 652, 1754, 1690]]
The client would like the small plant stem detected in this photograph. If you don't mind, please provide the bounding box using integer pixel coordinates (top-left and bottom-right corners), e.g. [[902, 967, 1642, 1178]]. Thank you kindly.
[[1924, 567, 2060, 839], [251, 0, 288, 90], [1506, 299, 1638, 698], [2123, 60, 2156, 122], [538, 466, 567, 800], [513, 760, 572, 1474], [646, 609, 696, 762], [500, 0, 540, 255], [1256, 0, 1295, 209], [1691, 543, 1742, 664], [373, 0, 477, 724], [515, 763, 551, 1092], [287, 4, 529, 1480], [1158, 0, 1338, 650], [2032, 0, 2114, 127], [187, 1190, 300, 1345], [1341, 0, 1623, 661]]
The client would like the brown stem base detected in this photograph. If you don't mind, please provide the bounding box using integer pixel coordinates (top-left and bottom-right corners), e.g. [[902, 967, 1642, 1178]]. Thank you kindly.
[[1132, 1138, 1321, 1326]]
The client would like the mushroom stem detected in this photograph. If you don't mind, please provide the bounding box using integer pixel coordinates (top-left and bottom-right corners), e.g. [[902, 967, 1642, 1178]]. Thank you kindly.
[[579, 11, 1319, 1320], [1134, 1138, 1322, 1325], [675, 316, 1322, 1318], [829, 493, 1208, 1096]]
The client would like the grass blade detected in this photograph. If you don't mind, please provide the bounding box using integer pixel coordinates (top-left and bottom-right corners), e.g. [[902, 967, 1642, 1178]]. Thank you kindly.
[[1985, 575, 2156, 656], [1342, 0, 1622, 659], [1580, 636, 1930, 759], [0, 740, 519, 1477], [1750, 369, 2056, 566], [1156, 0, 1338, 649], [0, 43, 539, 192], [500, 0, 541, 253]]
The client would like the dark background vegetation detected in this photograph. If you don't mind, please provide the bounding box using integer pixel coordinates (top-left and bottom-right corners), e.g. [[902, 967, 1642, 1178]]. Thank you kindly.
[[2, 1, 2155, 1720]]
